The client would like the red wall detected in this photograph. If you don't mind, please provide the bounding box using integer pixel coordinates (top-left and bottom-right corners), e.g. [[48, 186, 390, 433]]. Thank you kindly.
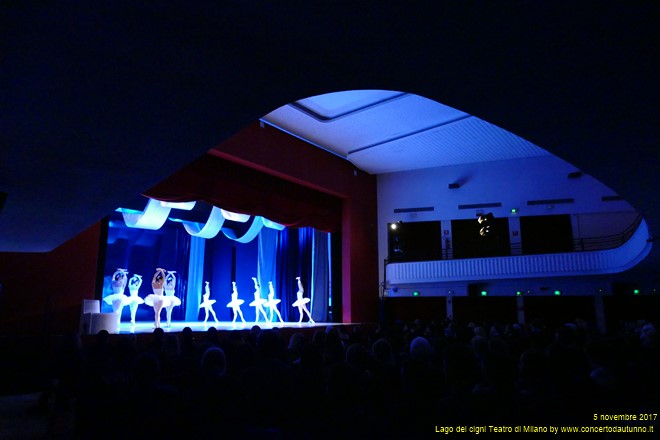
[[210, 122, 379, 323], [0, 223, 102, 335]]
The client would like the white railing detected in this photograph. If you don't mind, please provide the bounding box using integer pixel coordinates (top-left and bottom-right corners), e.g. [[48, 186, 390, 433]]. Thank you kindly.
[[386, 219, 652, 285]]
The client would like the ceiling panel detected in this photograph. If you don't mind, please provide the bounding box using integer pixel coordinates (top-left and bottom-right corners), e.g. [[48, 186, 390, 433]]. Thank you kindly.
[[263, 92, 468, 158], [263, 91, 550, 175], [348, 116, 551, 174], [295, 90, 404, 120]]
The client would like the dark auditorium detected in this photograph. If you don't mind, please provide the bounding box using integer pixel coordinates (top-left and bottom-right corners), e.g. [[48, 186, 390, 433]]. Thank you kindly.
[[1, 3, 658, 438]]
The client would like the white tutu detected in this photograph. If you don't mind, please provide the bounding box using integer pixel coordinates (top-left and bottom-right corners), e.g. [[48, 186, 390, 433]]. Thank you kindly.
[[125, 294, 145, 305], [103, 293, 128, 306], [292, 297, 310, 307], [227, 298, 245, 308], [250, 298, 267, 307], [164, 295, 182, 307], [266, 298, 281, 307], [145, 294, 165, 307], [200, 298, 216, 308]]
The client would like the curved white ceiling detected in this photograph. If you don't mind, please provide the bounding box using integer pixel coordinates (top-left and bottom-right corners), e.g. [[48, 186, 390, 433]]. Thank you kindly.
[[262, 90, 551, 174]]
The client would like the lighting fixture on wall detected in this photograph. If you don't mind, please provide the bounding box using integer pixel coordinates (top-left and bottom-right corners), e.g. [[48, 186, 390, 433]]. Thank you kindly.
[[477, 212, 494, 236]]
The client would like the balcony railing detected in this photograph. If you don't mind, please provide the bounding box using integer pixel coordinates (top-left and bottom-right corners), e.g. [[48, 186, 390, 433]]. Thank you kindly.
[[386, 217, 652, 284], [572, 214, 643, 251]]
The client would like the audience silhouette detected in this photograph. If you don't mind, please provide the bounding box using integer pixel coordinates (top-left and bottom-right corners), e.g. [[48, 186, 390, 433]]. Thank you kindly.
[[24, 317, 660, 438]]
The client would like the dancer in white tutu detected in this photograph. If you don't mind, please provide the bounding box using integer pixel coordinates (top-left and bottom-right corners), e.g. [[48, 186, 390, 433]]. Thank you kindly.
[[163, 270, 181, 328], [226, 281, 246, 324], [103, 268, 129, 326], [125, 274, 145, 325], [265, 281, 284, 323], [144, 268, 166, 328], [292, 276, 314, 324], [249, 277, 269, 323], [199, 281, 220, 324]]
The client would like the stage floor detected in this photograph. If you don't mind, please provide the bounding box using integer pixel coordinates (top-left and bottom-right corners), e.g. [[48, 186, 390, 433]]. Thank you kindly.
[[118, 320, 345, 334]]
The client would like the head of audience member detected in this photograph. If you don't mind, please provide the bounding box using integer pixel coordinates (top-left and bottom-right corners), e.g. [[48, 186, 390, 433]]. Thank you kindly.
[[345, 343, 370, 371], [257, 329, 284, 360], [410, 336, 434, 362], [372, 338, 394, 365], [200, 346, 227, 377]]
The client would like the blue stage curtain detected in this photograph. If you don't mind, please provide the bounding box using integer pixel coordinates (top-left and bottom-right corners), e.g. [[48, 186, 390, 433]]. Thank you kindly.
[[185, 235, 205, 321], [201, 229, 259, 322], [310, 229, 330, 321], [275, 228, 295, 322], [257, 226, 278, 307], [172, 228, 191, 321], [274, 227, 330, 323], [298, 227, 314, 319]]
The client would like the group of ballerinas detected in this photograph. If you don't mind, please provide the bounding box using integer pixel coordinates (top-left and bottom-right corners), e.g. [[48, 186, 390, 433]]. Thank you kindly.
[[224, 276, 314, 326], [145, 268, 182, 328], [103, 268, 144, 326], [103, 267, 181, 328], [103, 267, 314, 328]]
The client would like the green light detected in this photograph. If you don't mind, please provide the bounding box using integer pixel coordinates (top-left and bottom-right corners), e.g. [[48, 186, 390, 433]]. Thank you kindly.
[[413, 291, 420, 297], [633, 289, 640, 295], [554, 290, 561, 296], [511, 208, 518, 214], [516, 291, 522, 296], [481, 291, 488, 296]]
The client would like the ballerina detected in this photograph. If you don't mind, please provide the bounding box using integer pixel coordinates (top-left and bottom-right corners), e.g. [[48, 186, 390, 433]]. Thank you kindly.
[[249, 277, 269, 323], [199, 281, 220, 324], [144, 268, 166, 328], [292, 276, 314, 324], [103, 268, 129, 326], [125, 274, 145, 325], [265, 281, 284, 323], [226, 281, 246, 324], [163, 270, 181, 328]]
